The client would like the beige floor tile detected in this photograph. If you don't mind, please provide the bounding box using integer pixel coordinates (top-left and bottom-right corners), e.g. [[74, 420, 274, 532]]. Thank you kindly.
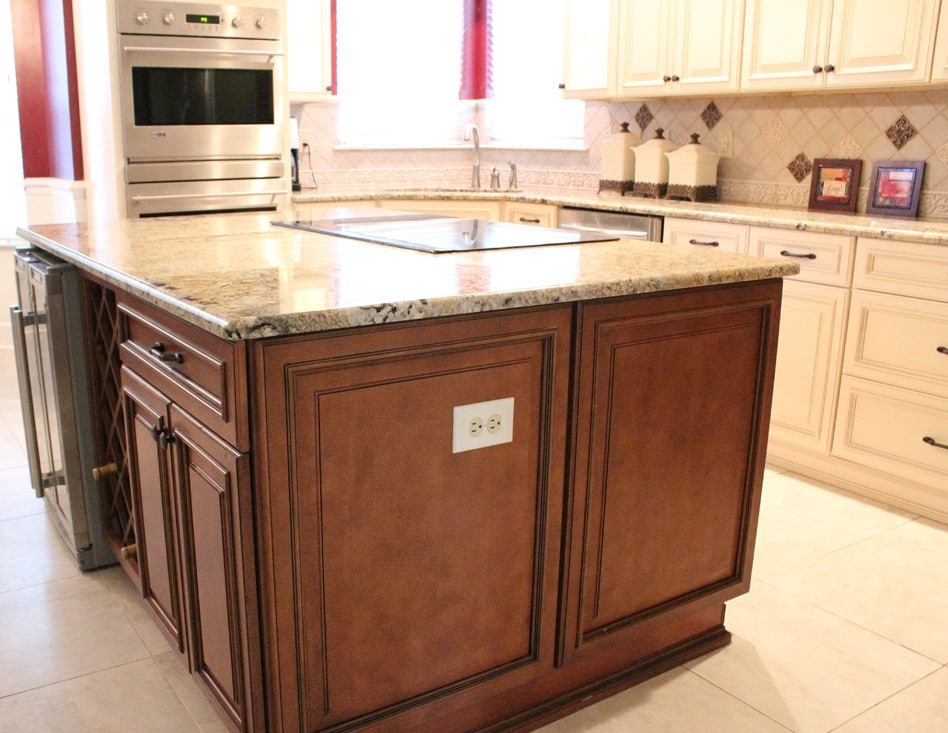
[[686, 582, 939, 733], [765, 518, 948, 664], [156, 650, 233, 732], [0, 657, 202, 733], [761, 472, 915, 538], [96, 565, 175, 657], [0, 512, 80, 593], [833, 667, 948, 733], [751, 499, 865, 579], [0, 464, 41, 521], [0, 421, 26, 470], [0, 573, 150, 697], [537, 667, 789, 732]]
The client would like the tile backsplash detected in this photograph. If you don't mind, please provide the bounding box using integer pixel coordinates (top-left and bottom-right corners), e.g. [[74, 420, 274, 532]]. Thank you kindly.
[[295, 88, 948, 220]]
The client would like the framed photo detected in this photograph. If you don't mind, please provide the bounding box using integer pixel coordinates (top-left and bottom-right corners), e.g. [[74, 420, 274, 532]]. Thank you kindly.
[[867, 160, 925, 218], [808, 158, 862, 213]]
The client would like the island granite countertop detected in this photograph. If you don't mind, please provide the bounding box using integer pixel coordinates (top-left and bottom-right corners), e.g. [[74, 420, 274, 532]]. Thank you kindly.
[[16, 204, 799, 341]]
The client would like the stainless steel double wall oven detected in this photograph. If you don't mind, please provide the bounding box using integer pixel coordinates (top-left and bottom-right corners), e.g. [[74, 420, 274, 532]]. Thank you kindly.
[[117, 0, 288, 216]]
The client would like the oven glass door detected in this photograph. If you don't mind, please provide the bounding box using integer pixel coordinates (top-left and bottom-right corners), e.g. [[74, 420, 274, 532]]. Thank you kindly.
[[121, 35, 284, 161]]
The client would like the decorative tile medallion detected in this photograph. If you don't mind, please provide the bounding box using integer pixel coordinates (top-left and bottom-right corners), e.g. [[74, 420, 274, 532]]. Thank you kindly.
[[763, 118, 790, 148], [635, 103, 654, 132], [833, 134, 862, 160], [787, 153, 813, 183], [936, 141, 948, 168], [886, 114, 918, 150], [701, 101, 722, 130]]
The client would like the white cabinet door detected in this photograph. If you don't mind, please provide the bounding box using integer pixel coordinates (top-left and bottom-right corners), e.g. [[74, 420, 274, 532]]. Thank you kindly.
[[825, 0, 939, 88], [932, 0, 948, 80], [287, 0, 333, 100], [562, 0, 617, 98], [615, 0, 674, 97], [769, 280, 850, 454], [741, 0, 831, 92]]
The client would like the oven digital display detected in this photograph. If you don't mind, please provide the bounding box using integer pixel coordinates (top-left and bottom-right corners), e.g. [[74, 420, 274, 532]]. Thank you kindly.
[[186, 13, 220, 24]]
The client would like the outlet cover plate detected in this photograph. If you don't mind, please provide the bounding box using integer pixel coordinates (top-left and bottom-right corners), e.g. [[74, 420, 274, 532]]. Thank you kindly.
[[452, 397, 514, 453]]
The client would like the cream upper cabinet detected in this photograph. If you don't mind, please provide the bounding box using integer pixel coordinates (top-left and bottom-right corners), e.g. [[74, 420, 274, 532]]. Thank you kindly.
[[562, 0, 617, 99], [742, 0, 940, 92], [616, 0, 745, 98], [286, 0, 333, 100], [931, 0, 948, 80]]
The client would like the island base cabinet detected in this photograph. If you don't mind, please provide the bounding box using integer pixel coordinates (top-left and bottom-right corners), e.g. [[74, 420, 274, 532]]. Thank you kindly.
[[252, 281, 782, 732], [562, 282, 781, 666]]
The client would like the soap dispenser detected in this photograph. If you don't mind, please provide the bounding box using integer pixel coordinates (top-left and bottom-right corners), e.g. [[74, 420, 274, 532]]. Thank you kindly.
[[665, 133, 721, 202], [632, 128, 678, 199], [599, 122, 638, 195]]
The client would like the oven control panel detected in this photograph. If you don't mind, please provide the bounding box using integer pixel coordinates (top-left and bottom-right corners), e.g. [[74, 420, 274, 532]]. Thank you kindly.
[[117, 1, 280, 40]]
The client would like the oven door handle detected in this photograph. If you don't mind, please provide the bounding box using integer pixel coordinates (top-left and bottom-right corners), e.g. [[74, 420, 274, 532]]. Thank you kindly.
[[558, 222, 650, 240], [10, 305, 45, 498], [131, 190, 283, 202], [122, 45, 284, 58]]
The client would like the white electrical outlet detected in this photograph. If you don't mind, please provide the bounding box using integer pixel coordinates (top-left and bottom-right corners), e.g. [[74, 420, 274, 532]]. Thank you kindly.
[[717, 130, 733, 159], [452, 398, 514, 453]]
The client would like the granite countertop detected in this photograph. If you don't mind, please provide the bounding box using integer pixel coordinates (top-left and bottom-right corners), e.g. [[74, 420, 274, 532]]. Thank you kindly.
[[17, 204, 798, 341], [295, 188, 948, 246]]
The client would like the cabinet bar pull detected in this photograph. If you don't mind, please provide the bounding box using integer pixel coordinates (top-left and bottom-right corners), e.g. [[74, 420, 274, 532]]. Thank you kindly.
[[780, 250, 817, 259], [149, 342, 184, 363], [922, 436, 948, 450], [937, 346, 948, 355], [519, 217, 541, 224], [689, 239, 720, 247]]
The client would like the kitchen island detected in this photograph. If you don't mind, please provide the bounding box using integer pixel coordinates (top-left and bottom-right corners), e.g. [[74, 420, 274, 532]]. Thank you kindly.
[[17, 207, 797, 732]]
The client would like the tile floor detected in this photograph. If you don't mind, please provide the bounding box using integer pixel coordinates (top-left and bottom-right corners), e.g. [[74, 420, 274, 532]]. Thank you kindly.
[[0, 349, 946, 732]]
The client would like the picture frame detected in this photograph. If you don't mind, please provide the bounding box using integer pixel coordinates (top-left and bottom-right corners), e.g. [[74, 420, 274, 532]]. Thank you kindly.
[[867, 160, 925, 218], [808, 158, 862, 213]]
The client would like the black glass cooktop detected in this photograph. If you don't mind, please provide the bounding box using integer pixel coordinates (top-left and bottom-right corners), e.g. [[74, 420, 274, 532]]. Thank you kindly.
[[272, 214, 619, 253]]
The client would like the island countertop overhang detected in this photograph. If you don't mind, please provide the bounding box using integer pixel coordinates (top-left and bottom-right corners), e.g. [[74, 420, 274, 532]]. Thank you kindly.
[[16, 206, 800, 340]]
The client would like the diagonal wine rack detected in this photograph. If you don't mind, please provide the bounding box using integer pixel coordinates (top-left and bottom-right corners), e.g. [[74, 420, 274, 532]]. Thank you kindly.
[[82, 277, 138, 580]]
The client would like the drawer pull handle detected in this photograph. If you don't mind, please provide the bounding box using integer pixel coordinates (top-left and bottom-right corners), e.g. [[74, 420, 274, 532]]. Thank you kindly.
[[923, 436, 948, 451], [689, 239, 720, 247], [938, 346, 948, 355], [149, 342, 184, 364], [780, 250, 817, 260], [519, 217, 541, 224]]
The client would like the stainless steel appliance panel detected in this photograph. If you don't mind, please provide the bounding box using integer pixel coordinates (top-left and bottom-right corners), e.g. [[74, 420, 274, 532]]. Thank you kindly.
[[557, 206, 663, 242], [10, 249, 114, 570]]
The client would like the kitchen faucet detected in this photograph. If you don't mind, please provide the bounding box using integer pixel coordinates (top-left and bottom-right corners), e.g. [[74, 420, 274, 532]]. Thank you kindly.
[[463, 123, 480, 190]]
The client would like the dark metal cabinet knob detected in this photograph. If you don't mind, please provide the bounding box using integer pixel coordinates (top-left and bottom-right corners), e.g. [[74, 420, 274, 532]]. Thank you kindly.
[[824, 63, 836, 73], [813, 65, 824, 74]]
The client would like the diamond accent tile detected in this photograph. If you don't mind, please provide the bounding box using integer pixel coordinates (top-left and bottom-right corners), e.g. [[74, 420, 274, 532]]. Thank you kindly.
[[886, 114, 918, 150], [937, 141, 948, 168], [763, 118, 790, 148], [701, 101, 723, 130], [634, 103, 654, 132], [833, 134, 862, 160], [787, 153, 813, 183]]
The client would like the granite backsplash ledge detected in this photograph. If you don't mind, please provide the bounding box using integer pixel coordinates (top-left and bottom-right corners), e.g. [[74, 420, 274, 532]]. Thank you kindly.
[[294, 88, 948, 220]]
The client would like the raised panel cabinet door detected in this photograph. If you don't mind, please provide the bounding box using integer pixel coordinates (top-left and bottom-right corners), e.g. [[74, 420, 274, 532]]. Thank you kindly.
[[286, 0, 333, 99], [170, 404, 257, 732], [121, 366, 184, 652], [741, 0, 831, 91], [253, 308, 571, 732], [825, 0, 940, 87], [615, 0, 674, 97], [563, 281, 781, 665], [562, 0, 616, 97], [769, 281, 849, 454], [674, 0, 744, 95], [932, 0, 948, 80]]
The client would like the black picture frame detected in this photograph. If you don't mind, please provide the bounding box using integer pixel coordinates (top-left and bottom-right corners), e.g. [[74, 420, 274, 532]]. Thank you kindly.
[[808, 158, 862, 213], [867, 160, 925, 218]]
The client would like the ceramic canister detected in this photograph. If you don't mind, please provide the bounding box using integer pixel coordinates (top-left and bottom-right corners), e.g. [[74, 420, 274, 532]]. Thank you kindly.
[[665, 133, 721, 202], [632, 128, 677, 199], [599, 121, 639, 195]]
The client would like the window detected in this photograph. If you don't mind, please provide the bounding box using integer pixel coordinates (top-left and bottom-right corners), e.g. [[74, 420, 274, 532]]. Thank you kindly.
[[334, 0, 584, 150]]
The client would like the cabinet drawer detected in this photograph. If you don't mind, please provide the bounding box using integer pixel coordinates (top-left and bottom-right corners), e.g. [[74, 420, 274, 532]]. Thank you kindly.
[[843, 290, 948, 397], [853, 237, 948, 301], [117, 294, 248, 450], [833, 377, 948, 489], [750, 227, 854, 286], [503, 202, 557, 227], [663, 217, 749, 253]]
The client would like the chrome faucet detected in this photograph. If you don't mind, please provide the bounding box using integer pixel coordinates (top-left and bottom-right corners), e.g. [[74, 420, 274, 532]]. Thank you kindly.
[[507, 160, 518, 191], [463, 123, 481, 190]]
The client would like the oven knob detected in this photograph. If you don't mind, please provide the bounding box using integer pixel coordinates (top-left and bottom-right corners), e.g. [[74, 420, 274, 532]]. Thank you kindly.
[[255, 16, 267, 29], [231, 16, 242, 28], [162, 11, 174, 25], [135, 11, 149, 25]]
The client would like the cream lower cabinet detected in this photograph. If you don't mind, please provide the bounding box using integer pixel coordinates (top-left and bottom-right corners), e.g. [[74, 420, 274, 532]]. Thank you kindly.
[[504, 202, 557, 227], [663, 217, 748, 253], [750, 227, 853, 456]]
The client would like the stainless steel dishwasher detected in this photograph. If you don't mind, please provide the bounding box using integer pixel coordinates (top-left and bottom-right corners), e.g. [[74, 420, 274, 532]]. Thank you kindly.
[[557, 206, 663, 242]]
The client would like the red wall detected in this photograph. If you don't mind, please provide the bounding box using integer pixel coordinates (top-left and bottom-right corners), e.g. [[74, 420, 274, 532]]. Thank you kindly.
[[10, 0, 83, 180]]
